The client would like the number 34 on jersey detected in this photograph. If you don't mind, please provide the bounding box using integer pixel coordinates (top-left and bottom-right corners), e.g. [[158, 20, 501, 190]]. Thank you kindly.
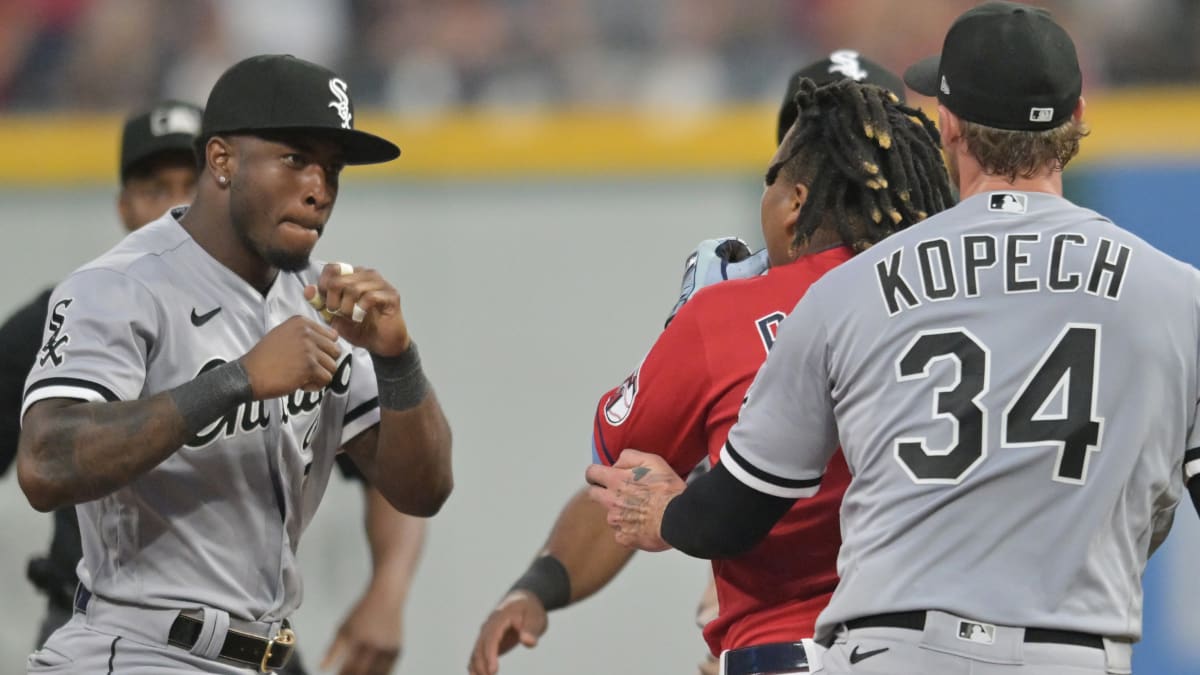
[[895, 323, 1103, 486]]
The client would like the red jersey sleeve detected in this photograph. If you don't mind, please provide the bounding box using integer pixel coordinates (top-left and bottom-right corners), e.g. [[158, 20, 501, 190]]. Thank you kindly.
[[592, 302, 713, 477]]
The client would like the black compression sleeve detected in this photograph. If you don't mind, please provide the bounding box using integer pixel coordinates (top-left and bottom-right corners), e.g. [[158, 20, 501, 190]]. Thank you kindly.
[[660, 461, 798, 559], [1190, 478, 1200, 520]]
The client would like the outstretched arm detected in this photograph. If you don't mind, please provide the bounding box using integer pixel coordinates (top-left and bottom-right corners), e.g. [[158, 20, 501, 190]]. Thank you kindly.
[[323, 485, 426, 675], [468, 487, 635, 675], [541, 486, 637, 604]]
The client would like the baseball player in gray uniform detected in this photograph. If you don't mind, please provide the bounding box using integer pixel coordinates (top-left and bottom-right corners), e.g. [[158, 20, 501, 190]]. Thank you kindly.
[[588, 3, 1198, 675], [16, 54, 452, 674]]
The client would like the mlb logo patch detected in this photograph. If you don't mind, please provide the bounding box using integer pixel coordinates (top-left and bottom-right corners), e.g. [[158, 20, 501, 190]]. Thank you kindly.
[[957, 620, 996, 645], [1029, 107, 1054, 123], [988, 192, 1027, 214]]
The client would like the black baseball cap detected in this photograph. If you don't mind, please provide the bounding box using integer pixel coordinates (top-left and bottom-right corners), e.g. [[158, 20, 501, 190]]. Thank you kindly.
[[777, 50, 906, 145], [903, 1, 1081, 131], [120, 100, 202, 181], [201, 54, 399, 165]]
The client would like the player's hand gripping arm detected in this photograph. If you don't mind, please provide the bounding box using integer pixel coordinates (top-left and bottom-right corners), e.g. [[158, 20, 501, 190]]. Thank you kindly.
[[468, 487, 635, 675], [323, 485, 426, 675], [588, 450, 795, 557], [313, 263, 453, 517], [18, 316, 345, 512]]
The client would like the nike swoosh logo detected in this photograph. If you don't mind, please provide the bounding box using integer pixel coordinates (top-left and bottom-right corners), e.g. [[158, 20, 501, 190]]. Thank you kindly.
[[848, 645, 889, 664], [190, 307, 222, 327]]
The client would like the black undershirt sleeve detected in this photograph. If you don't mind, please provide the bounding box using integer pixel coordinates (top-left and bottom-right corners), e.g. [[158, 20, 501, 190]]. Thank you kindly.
[[660, 461, 798, 559]]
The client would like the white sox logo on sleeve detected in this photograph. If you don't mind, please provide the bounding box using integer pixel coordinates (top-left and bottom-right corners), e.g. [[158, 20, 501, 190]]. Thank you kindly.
[[39, 298, 73, 367]]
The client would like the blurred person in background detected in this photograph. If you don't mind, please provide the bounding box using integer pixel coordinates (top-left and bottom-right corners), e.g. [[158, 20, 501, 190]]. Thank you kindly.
[[2, 1, 1198, 114], [0, 98, 426, 675]]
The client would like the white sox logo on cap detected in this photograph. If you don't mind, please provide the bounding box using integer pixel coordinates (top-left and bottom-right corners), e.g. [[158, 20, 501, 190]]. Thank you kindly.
[[828, 49, 869, 81], [149, 104, 201, 137], [328, 78, 352, 129]]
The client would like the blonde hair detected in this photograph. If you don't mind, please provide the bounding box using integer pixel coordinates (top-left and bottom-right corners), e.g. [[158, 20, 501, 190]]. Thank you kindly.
[[961, 117, 1090, 181]]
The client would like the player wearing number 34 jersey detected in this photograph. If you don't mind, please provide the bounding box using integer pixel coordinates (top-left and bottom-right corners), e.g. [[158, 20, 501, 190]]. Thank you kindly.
[[592, 5, 1199, 674]]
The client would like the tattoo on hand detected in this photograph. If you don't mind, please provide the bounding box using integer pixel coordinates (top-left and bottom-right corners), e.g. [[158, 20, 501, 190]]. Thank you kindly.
[[631, 467, 650, 481]]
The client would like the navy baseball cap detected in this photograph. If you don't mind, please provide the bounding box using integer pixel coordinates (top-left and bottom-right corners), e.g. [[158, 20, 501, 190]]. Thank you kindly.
[[903, 1, 1081, 131], [120, 100, 202, 180], [778, 50, 906, 145], [201, 54, 399, 165]]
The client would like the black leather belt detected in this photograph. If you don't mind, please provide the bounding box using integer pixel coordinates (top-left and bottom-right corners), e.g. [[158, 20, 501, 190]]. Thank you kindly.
[[724, 641, 809, 675], [845, 611, 1105, 650], [167, 612, 296, 673], [74, 586, 297, 672]]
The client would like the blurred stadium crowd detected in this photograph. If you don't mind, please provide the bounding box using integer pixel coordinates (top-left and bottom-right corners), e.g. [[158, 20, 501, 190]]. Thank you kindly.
[[1, 0, 1197, 115]]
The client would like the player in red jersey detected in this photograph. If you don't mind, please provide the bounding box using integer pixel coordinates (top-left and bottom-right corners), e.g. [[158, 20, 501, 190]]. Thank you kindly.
[[593, 244, 853, 655], [468, 55, 943, 675]]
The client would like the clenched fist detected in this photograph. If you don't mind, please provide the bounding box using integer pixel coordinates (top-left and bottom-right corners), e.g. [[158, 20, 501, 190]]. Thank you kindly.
[[306, 262, 410, 357], [240, 316, 341, 398]]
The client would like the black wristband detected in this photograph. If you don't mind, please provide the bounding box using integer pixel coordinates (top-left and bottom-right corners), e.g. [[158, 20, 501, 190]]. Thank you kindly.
[[372, 342, 429, 411], [509, 554, 571, 611], [169, 360, 254, 437]]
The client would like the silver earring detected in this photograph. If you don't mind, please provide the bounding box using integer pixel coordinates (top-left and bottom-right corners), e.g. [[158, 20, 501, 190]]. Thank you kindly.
[[218, 176, 227, 185]]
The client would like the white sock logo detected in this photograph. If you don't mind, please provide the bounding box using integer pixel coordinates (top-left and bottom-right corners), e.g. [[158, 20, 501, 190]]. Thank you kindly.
[[328, 78, 352, 129], [829, 49, 868, 81]]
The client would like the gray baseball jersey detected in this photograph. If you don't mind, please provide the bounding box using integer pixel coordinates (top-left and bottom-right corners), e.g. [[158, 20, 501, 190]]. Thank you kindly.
[[722, 191, 1198, 642], [21, 207, 381, 623]]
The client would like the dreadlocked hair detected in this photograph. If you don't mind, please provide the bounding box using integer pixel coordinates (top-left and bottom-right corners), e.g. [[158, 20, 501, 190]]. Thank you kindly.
[[771, 78, 955, 253]]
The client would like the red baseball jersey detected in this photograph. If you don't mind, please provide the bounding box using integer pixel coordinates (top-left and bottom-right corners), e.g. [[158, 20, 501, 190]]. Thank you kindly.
[[593, 245, 853, 654]]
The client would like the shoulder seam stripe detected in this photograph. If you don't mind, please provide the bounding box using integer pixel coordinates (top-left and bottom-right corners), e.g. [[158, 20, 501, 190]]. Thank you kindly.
[[723, 441, 822, 489], [24, 377, 119, 403]]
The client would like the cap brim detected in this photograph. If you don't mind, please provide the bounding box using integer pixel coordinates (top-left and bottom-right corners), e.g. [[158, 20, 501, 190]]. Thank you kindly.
[[327, 128, 401, 165], [903, 55, 941, 97], [214, 125, 402, 165]]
